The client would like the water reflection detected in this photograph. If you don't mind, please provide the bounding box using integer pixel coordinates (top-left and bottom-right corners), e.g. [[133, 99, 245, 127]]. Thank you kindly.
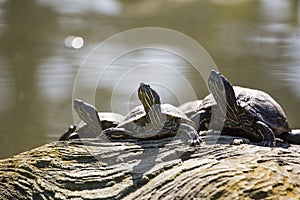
[[64, 36, 84, 49], [0, 0, 299, 159], [0, 0, 58, 158], [39, 0, 122, 16]]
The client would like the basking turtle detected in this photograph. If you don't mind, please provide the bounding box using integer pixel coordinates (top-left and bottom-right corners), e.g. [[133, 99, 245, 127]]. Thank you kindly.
[[101, 83, 200, 145], [178, 100, 202, 118], [190, 70, 300, 146], [59, 99, 124, 141]]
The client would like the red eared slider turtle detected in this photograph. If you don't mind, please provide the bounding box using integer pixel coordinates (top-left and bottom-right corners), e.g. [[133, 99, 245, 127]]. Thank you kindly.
[[191, 70, 300, 146], [59, 99, 124, 141], [178, 100, 202, 118], [101, 83, 201, 145]]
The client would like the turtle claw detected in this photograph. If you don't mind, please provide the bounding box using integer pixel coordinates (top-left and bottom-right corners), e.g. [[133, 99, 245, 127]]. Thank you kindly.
[[262, 140, 276, 147], [189, 136, 202, 147]]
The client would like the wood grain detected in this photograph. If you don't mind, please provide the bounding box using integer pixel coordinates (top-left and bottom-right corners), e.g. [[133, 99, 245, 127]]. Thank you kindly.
[[0, 135, 299, 199]]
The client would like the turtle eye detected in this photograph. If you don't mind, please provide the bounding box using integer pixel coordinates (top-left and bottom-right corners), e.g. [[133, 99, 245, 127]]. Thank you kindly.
[[149, 88, 160, 105], [143, 83, 150, 89], [138, 83, 161, 106], [209, 70, 224, 91]]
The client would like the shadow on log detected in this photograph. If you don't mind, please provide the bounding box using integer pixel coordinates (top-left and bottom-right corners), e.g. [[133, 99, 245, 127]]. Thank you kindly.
[[0, 135, 300, 199]]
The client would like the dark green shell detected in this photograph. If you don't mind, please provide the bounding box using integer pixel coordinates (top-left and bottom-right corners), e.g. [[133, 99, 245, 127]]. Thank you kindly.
[[198, 86, 291, 136], [118, 104, 196, 129], [76, 112, 124, 138], [178, 100, 202, 118]]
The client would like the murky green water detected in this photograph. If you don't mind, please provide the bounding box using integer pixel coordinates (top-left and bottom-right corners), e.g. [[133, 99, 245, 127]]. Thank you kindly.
[[0, 0, 299, 159]]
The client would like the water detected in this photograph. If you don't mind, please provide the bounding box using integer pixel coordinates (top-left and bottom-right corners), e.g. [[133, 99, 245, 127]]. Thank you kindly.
[[0, 0, 299, 159]]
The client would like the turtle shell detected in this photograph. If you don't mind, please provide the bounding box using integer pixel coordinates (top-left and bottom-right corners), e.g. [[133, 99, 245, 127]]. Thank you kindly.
[[97, 112, 125, 129], [178, 100, 203, 118], [234, 86, 291, 136], [76, 112, 124, 138], [198, 86, 291, 136], [118, 104, 196, 129]]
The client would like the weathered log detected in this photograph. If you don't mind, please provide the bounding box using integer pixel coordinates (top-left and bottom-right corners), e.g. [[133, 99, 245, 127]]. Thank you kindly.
[[0, 135, 300, 199]]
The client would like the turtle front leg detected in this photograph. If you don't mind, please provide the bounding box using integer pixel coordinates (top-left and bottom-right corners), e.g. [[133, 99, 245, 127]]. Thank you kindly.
[[175, 124, 202, 146], [255, 121, 275, 147]]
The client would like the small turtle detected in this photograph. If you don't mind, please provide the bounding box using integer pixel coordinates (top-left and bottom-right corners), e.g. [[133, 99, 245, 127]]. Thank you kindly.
[[178, 100, 202, 118], [59, 99, 124, 141], [101, 83, 201, 145], [190, 70, 300, 146]]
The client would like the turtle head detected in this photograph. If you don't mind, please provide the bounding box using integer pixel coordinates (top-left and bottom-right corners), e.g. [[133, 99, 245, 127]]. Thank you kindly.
[[138, 83, 161, 112], [208, 70, 239, 121]]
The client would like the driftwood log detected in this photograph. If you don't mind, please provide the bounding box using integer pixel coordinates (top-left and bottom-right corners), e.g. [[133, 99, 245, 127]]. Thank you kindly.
[[0, 135, 300, 199]]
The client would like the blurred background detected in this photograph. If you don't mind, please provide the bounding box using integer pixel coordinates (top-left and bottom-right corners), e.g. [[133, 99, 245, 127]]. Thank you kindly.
[[0, 0, 299, 159]]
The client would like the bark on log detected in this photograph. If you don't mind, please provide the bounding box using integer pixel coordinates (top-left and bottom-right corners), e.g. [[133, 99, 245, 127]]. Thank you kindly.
[[0, 135, 300, 199]]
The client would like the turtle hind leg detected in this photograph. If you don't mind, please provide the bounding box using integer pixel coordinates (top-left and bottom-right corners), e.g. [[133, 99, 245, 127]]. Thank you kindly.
[[255, 121, 276, 147], [278, 129, 300, 145]]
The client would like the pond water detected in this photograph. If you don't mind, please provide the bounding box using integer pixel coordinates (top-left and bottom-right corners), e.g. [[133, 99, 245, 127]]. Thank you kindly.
[[0, 0, 299, 159]]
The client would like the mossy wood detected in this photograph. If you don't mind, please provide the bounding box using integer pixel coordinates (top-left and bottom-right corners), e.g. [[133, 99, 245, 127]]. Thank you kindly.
[[0, 136, 299, 199]]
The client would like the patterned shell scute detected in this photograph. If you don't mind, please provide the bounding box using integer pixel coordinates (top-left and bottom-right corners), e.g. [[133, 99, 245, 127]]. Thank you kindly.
[[98, 112, 124, 124], [198, 94, 216, 110], [119, 104, 196, 128], [120, 105, 146, 126], [235, 86, 291, 135], [161, 104, 196, 128]]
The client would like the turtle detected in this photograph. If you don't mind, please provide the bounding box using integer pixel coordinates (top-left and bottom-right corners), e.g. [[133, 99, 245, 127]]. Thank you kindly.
[[101, 83, 201, 145], [59, 99, 124, 141], [190, 70, 300, 146], [178, 100, 203, 118]]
